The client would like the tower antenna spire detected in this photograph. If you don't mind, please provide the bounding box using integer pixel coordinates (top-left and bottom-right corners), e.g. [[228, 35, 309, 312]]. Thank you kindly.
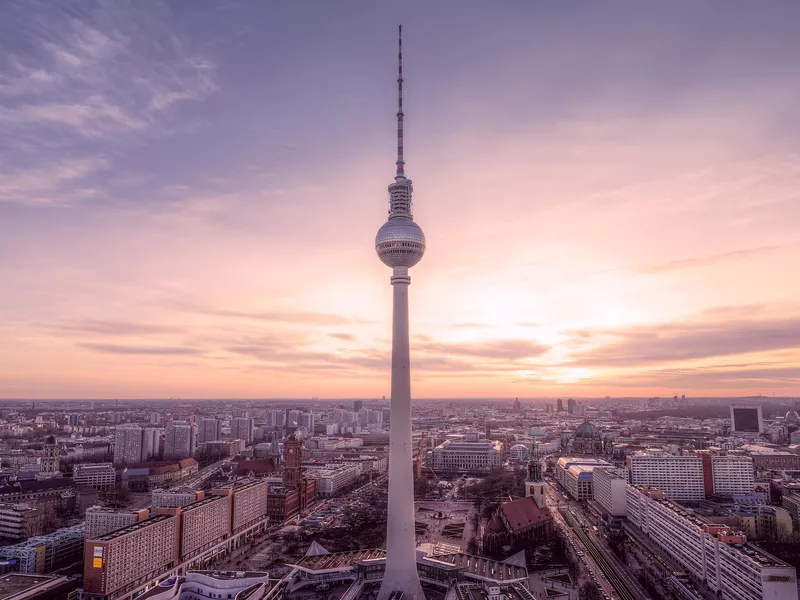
[[396, 24, 405, 178]]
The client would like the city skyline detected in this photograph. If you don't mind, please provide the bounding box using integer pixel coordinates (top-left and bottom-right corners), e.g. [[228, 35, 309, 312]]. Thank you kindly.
[[2, 1, 800, 399]]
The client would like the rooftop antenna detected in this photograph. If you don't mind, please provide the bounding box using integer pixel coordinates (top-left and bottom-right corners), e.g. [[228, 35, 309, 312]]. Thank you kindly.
[[396, 24, 404, 179]]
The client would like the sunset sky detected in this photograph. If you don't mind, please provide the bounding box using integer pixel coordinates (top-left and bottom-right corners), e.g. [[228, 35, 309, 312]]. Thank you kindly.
[[1, 1, 799, 399]]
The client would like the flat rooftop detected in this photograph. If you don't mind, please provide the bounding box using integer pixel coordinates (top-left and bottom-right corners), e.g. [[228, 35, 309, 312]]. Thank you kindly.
[[0, 574, 67, 600], [94, 514, 173, 541]]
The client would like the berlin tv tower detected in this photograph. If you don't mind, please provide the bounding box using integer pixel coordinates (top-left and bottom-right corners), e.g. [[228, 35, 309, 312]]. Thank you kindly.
[[375, 24, 426, 600]]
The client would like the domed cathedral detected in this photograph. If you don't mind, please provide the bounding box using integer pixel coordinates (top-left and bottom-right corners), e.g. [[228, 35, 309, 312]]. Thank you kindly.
[[571, 417, 605, 456]]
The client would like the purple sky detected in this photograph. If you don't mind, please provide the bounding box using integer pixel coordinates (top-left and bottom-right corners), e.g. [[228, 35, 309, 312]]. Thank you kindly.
[[1, 1, 799, 399]]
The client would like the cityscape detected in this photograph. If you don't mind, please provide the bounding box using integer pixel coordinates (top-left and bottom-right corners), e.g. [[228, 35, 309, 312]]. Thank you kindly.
[[1, 3, 800, 600]]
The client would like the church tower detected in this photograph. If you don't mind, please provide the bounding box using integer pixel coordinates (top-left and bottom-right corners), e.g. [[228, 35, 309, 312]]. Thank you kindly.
[[525, 439, 546, 509]]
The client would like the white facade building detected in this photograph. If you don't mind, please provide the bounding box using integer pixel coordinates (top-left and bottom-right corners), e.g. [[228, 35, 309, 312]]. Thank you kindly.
[[113, 425, 158, 465], [306, 464, 361, 496], [85, 507, 149, 539], [711, 454, 754, 497], [592, 467, 628, 516], [152, 488, 204, 509], [626, 485, 798, 600], [197, 418, 220, 445], [431, 439, 503, 474], [628, 451, 705, 502]]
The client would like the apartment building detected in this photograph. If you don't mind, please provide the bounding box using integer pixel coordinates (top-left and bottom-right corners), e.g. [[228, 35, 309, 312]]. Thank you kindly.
[[431, 439, 503, 474], [152, 488, 205, 509], [73, 463, 116, 491], [230, 418, 254, 445], [164, 423, 195, 460], [113, 425, 158, 465], [628, 451, 704, 502], [626, 485, 798, 600], [212, 478, 268, 533], [85, 507, 150, 539], [592, 467, 628, 516], [711, 454, 755, 497], [83, 514, 179, 600], [177, 495, 231, 562], [197, 418, 221, 445]]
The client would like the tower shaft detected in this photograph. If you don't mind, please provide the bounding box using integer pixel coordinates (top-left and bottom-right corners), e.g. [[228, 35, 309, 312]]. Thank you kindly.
[[378, 266, 424, 599]]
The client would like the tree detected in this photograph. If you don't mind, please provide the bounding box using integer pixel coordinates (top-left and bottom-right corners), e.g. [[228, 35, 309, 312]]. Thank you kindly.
[[578, 581, 603, 600], [466, 536, 479, 555]]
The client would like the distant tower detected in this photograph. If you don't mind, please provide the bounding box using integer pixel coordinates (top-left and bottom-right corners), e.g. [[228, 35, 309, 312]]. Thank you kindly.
[[525, 439, 546, 509], [39, 435, 60, 479], [283, 434, 303, 488], [375, 25, 426, 600]]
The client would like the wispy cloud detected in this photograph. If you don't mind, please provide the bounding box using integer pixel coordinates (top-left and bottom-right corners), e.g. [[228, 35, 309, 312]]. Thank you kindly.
[[78, 342, 203, 356]]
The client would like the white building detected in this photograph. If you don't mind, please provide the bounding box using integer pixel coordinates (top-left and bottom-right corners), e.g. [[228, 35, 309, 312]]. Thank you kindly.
[[592, 467, 628, 516], [73, 463, 116, 491], [554, 457, 613, 500], [711, 454, 754, 497], [152, 488, 204, 509], [628, 451, 704, 502], [307, 464, 361, 496], [431, 439, 503, 475], [626, 485, 798, 600], [85, 507, 150, 539]]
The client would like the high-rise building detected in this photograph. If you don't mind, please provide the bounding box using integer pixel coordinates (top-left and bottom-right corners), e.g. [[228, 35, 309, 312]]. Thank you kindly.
[[710, 453, 754, 497], [353, 400, 363, 412], [164, 422, 195, 460], [113, 425, 157, 465], [557, 399, 564, 412], [197, 418, 221, 444], [231, 417, 254, 445], [567, 398, 576, 414], [286, 409, 301, 428], [299, 412, 315, 432], [67, 414, 80, 426], [627, 451, 704, 502], [265, 410, 285, 428], [374, 26, 427, 598], [592, 467, 628, 517], [150, 412, 161, 426]]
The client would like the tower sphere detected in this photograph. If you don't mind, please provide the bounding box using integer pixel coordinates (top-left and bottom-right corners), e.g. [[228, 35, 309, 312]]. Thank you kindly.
[[375, 217, 426, 268]]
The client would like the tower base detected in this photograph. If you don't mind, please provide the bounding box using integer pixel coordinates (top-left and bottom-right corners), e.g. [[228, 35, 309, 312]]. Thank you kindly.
[[376, 569, 426, 600]]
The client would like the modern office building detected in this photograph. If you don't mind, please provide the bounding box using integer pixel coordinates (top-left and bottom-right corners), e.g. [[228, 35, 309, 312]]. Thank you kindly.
[[0, 524, 85, 574], [230, 418, 254, 445], [85, 507, 150, 539], [626, 485, 798, 600], [373, 25, 427, 600], [628, 451, 705, 502], [730, 406, 764, 434], [73, 463, 116, 491], [164, 422, 195, 460], [431, 439, 503, 474], [592, 467, 628, 516]]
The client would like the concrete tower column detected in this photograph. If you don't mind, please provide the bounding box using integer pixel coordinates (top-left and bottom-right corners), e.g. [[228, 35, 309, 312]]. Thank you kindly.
[[378, 267, 424, 599]]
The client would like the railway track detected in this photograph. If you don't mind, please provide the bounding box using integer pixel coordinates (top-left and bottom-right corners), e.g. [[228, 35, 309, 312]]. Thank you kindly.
[[560, 509, 643, 600]]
